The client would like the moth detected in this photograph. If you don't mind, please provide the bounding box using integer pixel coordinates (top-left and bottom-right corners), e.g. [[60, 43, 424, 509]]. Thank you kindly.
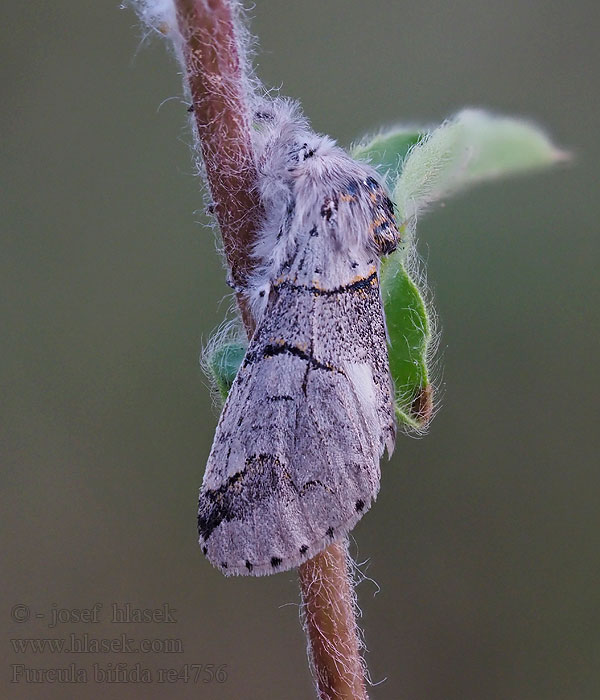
[[198, 100, 401, 576]]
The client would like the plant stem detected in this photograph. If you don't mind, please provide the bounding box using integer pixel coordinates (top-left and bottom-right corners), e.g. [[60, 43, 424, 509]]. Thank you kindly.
[[173, 1, 368, 696], [299, 540, 368, 700], [175, 0, 260, 332]]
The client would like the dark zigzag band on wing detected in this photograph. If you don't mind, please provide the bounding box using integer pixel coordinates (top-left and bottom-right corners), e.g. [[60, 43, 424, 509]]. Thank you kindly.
[[243, 342, 339, 373], [272, 270, 378, 297], [199, 453, 338, 544]]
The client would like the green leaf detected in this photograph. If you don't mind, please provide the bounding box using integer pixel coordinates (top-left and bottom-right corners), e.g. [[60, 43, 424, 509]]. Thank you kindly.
[[352, 109, 565, 430], [206, 341, 246, 401], [352, 128, 426, 178], [381, 251, 432, 429], [393, 109, 568, 227]]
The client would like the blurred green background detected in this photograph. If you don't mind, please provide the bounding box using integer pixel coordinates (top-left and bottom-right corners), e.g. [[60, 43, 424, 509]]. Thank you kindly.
[[2, 1, 599, 698]]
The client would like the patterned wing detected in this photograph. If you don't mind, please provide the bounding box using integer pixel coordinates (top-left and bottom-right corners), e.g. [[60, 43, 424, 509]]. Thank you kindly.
[[198, 265, 395, 576]]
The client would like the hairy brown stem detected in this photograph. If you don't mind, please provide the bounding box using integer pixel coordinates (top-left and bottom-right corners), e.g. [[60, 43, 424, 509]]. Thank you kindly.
[[173, 1, 367, 696], [175, 0, 260, 331], [299, 541, 368, 700]]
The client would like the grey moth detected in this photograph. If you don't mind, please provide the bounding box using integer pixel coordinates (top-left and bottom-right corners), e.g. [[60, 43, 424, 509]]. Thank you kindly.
[[198, 100, 400, 576]]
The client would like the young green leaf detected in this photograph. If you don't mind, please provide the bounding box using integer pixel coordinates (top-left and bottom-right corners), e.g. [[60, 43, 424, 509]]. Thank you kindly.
[[380, 251, 432, 430], [206, 341, 246, 401], [393, 109, 568, 228], [352, 128, 425, 179]]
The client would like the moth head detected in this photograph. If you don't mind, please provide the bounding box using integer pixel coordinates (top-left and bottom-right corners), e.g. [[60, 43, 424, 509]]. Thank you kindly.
[[252, 99, 338, 181]]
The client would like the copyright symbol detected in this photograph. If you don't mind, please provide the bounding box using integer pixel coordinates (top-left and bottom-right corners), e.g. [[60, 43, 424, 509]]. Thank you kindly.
[[11, 604, 30, 623]]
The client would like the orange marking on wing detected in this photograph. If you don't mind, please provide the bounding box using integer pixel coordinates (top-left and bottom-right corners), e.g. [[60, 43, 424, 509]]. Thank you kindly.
[[346, 267, 378, 286]]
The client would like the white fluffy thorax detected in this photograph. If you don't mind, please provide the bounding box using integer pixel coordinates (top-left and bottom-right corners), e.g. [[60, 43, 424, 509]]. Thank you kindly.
[[249, 99, 385, 320]]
